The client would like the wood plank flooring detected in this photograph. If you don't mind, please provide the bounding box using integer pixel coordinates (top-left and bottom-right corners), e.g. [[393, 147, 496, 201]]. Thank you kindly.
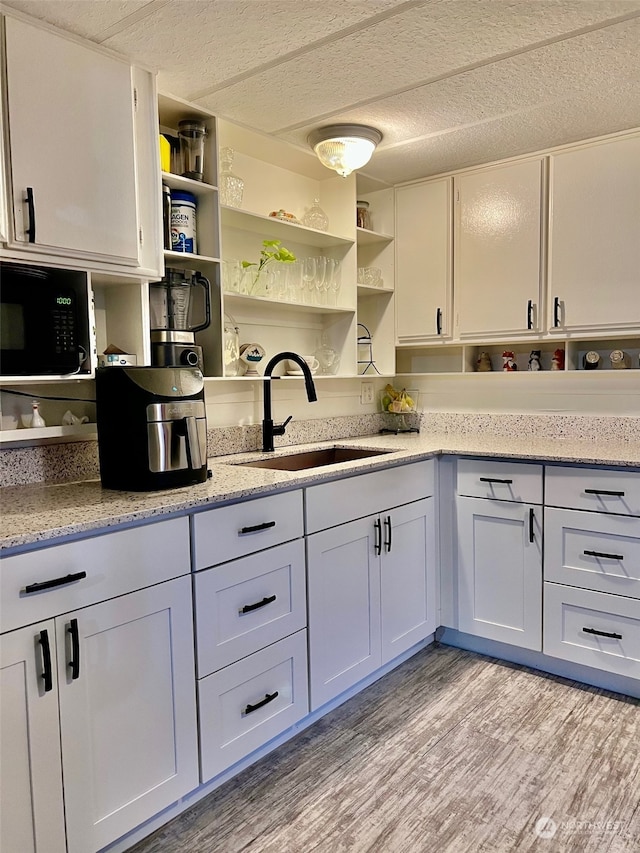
[[127, 645, 640, 853]]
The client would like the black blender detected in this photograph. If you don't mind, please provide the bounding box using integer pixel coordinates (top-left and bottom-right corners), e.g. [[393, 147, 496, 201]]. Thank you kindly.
[[150, 268, 211, 370]]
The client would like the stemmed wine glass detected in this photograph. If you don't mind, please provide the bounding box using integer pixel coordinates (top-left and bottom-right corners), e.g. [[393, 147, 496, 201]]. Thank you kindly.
[[314, 256, 327, 305], [326, 259, 341, 306], [301, 257, 316, 305]]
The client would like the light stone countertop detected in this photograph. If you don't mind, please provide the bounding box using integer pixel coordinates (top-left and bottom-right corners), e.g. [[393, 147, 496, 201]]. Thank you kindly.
[[1, 432, 639, 552]]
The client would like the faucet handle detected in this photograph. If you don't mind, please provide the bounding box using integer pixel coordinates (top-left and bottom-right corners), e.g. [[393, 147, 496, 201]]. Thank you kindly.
[[273, 414, 293, 437]]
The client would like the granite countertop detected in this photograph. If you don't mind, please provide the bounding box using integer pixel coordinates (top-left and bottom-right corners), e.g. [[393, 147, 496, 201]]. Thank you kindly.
[[2, 432, 639, 552]]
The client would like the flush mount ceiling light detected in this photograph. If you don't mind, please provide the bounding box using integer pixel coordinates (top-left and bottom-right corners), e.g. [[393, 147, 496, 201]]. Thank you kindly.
[[308, 124, 383, 178]]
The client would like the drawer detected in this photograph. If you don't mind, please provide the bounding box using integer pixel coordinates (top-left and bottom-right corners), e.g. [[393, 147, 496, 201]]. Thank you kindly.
[[545, 507, 640, 598], [545, 466, 640, 516], [195, 539, 306, 676], [456, 458, 543, 504], [1, 517, 190, 634], [305, 459, 434, 534], [198, 629, 308, 781], [544, 583, 640, 680], [192, 490, 303, 570]]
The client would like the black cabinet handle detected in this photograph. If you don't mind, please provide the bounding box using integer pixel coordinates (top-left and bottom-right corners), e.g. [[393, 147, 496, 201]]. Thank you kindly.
[[238, 521, 276, 535], [529, 508, 535, 543], [584, 489, 624, 498], [374, 518, 382, 556], [67, 618, 80, 680], [436, 308, 442, 336], [240, 594, 276, 614], [244, 691, 279, 715], [25, 187, 36, 242], [583, 627, 622, 640], [583, 549, 624, 561], [527, 299, 533, 330], [384, 515, 392, 553], [553, 296, 561, 327], [24, 571, 87, 595], [38, 629, 53, 693], [479, 477, 513, 485]]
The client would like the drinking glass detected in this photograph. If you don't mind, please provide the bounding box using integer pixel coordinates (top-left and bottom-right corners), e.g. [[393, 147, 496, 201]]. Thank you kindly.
[[326, 259, 341, 306]]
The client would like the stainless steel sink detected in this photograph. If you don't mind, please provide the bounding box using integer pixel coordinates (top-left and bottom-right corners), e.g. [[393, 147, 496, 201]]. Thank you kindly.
[[234, 446, 392, 471]]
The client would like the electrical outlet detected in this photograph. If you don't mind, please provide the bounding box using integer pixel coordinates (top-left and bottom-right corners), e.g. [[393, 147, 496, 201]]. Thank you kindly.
[[360, 381, 374, 405]]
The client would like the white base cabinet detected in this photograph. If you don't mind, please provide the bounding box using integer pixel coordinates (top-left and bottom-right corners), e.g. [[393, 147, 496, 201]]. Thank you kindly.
[[0, 621, 67, 853], [306, 465, 436, 711]]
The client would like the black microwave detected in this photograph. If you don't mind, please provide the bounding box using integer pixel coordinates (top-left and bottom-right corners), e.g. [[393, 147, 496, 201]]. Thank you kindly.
[[0, 262, 91, 376]]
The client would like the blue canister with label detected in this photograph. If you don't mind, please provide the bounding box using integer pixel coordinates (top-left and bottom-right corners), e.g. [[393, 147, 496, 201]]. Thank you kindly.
[[170, 190, 197, 253]]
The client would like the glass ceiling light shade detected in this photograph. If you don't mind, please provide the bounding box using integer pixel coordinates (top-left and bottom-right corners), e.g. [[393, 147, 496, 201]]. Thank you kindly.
[[308, 124, 382, 178]]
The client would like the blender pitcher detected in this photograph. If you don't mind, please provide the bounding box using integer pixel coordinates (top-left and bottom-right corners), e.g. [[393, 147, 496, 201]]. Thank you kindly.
[[149, 269, 211, 370], [178, 120, 207, 181]]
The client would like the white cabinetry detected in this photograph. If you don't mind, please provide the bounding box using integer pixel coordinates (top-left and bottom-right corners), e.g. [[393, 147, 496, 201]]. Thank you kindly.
[[192, 492, 308, 781], [306, 462, 437, 709], [454, 158, 544, 339], [456, 459, 543, 650], [396, 178, 452, 342], [0, 518, 198, 853], [548, 134, 640, 334], [543, 466, 640, 680], [2, 15, 159, 274]]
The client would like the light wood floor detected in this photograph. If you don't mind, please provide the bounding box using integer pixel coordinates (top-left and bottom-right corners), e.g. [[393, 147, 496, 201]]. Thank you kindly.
[[127, 645, 640, 853]]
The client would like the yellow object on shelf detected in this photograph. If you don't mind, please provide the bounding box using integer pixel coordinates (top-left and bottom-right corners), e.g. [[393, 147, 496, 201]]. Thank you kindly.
[[159, 134, 171, 172]]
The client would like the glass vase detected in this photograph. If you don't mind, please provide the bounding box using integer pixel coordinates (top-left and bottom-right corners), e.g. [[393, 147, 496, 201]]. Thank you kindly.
[[219, 147, 244, 208]]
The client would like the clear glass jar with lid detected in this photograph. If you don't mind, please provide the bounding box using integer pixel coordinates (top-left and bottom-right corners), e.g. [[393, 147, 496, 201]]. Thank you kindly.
[[219, 147, 244, 208]]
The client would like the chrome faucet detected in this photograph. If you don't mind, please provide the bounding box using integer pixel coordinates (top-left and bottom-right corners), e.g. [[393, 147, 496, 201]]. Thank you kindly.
[[262, 351, 317, 452]]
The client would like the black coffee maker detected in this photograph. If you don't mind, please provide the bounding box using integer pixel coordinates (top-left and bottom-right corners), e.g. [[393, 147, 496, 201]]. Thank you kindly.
[[96, 366, 208, 491], [149, 268, 211, 370]]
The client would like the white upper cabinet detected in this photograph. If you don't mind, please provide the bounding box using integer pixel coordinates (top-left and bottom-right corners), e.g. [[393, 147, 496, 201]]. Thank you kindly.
[[454, 158, 544, 339], [396, 178, 452, 341], [2, 16, 142, 268], [548, 134, 640, 334]]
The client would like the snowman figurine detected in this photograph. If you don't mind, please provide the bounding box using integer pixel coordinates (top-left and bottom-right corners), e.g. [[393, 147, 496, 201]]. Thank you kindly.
[[528, 350, 542, 371]]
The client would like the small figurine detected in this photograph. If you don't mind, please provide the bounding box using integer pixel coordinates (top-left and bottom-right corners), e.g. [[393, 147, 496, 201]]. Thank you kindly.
[[528, 350, 542, 371], [502, 351, 518, 371], [583, 351, 600, 370], [239, 342, 266, 376], [551, 348, 565, 371], [476, 351, 493, 372], [29, 400, 46, 428]]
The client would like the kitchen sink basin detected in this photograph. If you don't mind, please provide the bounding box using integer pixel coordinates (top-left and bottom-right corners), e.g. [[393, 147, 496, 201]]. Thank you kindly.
[[234, 446, 392, 471]]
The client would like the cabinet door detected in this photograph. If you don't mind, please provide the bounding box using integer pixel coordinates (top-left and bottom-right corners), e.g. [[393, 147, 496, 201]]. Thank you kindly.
[[307, 516, 381, 710], [457, 496, 542, 650], [57, 577, 198, 853], [396, 179, 452, 340], [380, 498, 437, 663], [4, 17, 139, 264], [0, 621, 66, 853], [548, 135, 640, 332], [454, 159, 543, 338]]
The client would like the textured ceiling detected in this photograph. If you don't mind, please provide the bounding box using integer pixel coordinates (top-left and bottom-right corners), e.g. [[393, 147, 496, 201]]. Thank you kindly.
[[4, 0, 640, 185]]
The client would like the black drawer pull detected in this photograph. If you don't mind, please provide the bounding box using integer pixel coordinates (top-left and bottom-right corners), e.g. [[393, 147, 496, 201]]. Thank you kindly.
[[374, 517, 382, 556], [38, 629, 53, 693], [529, 508, 535, 543], [68, 618, 80, 680], [584, 549, 624, 561], [25, 187, 36, 242], [240, 594, 277, 614], [584, 489, 625, 498], [238, 521, 276, 535], [479, 477, 513, 485], [582, 627, 622, 640], [24, 571, 87, 595], [244, 691, 279, 715]]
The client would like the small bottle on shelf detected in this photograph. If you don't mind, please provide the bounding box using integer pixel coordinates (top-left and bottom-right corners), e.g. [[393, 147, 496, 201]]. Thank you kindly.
[[30, 401, 46, 428]]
